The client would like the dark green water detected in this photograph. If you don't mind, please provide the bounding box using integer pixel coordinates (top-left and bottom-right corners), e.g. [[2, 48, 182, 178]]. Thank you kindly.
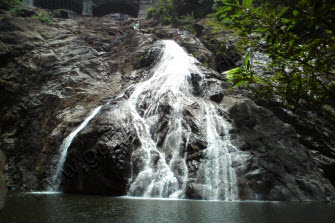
[[1, 192, 335, 223]]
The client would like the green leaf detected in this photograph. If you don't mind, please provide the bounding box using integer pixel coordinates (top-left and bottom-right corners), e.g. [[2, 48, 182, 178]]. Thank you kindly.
[[289, 40, 294, 47], [244, 51, 251, 69], [226, 68, 244, 79], [293, 10, 299, 16], [256, 28, 268, 32], [229, 80, 247, 90], [243, 0, 253, 8], [277, 7, 289, 19]]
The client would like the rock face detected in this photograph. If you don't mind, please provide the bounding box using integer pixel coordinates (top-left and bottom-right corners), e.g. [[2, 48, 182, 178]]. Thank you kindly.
[[0, 150, 6, 210], [1, 10, 335, 201], [60, 99, 144, 195], [223, 96, 335, 201], [0, 10, 158, 190]]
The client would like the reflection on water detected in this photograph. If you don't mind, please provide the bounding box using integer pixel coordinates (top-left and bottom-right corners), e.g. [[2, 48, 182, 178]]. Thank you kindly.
[[1, 192, 335, 223]]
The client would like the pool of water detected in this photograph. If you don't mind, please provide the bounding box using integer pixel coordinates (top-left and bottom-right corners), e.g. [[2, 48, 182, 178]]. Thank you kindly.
[[1, 192, 335, 222]]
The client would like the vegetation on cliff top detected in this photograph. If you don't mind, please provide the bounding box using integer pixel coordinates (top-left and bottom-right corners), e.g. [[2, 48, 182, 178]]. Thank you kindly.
[[148, 0, 335, 108], [0, 0, 53, 23], [0, 0, 22, 14]]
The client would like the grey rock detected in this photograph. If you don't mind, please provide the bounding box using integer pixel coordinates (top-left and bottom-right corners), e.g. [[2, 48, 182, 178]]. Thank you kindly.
[[0, 14, 158, 191], [61, 104, 138, 195], [53, 9, 80, 19], [225, 96, 335, 201]]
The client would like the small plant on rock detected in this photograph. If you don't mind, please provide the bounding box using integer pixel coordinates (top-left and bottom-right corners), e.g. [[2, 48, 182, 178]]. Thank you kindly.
[[32, 10, 53, 24]]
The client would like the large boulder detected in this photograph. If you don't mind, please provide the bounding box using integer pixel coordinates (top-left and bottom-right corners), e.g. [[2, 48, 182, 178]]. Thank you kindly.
[[60, 101, 140, 195]]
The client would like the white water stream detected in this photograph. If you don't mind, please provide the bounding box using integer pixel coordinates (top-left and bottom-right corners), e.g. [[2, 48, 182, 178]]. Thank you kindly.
[[82, 0, 93, 16], [127, 40, 194, 198], [48, 106, 102, 191], [199, 102, 238, 200], [22, 0, 34, 7]]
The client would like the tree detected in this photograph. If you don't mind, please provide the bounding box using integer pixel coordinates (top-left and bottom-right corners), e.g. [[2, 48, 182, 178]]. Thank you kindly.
[[216, 0, 335, 106], [147, 0, 215, 24]]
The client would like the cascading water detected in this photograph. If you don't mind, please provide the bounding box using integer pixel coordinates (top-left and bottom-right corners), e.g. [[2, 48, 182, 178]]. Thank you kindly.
[[22, 0, 34, 7], [127, 40, 193, 198], [48, 40, 238, 200], [48, 106, 102, 191], [199, 102, 238, 200], [126, 40, 239, 200], [82, 0, 93, 16]]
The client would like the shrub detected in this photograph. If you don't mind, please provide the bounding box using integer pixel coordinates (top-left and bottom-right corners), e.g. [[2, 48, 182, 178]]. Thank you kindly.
[[0, 0, 23, 14], [32, 10, 53, 24]]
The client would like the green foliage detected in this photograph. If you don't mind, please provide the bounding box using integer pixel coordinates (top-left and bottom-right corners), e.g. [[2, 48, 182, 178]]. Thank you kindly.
[[178, 13, 197, 33], [32, 10, 53, 24], [146, 0, 178, 25], [226, 51, 262, 88], [54, 9, 61, 16], [216, 0, 335, 106], [204, 15, 247, 72], [147, 7, 157, 18], [0, 0, 23, 15], [147, 0, 215, 25]]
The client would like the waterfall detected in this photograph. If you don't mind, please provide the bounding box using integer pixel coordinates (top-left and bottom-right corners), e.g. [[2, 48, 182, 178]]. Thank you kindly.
[[22, 0, 34, 7], [46, 40, 238, 199], [82, 0, 93, 17], [48, 106, 102, 191], [126, 40, 239, 200], [127, 40, 193, 198], [199, 102, 238, 200]]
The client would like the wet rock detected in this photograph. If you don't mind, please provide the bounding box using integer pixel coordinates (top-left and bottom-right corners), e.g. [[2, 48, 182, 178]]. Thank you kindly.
[[210, 93, 224, 103], [61, 105, 138, 195], [53, 9, 80, 19], [0, 14, 158, 191], [103, 13, 130, 21], [194, 24, 205, 37], [142, 25, 217, 70], [195, 20, 243, 73], [16, 8, 37, 17], [189, 73, 204, 96], [134, 42, 163, 69], [186, 182, 205, 199]]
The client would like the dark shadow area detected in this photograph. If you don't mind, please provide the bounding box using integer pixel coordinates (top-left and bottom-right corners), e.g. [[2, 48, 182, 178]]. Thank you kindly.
[[93, 2, 139, 18], [34, 0, 83, 15], [324, 166, 335, 189]]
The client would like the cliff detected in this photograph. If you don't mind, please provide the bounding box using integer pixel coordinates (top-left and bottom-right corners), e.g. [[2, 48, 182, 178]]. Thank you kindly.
[[0, 7, 335, 201]]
